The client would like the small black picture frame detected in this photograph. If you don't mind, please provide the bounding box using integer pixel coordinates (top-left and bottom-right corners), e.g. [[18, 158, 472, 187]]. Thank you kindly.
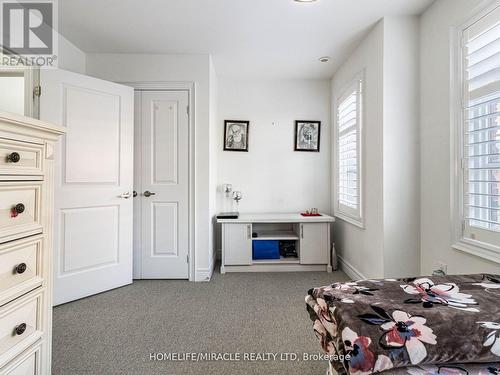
[[294, 121, 321, 152], [224, 120, 249, 152]]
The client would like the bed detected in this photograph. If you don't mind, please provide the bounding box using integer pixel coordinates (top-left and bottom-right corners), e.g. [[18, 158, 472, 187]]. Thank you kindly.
[[305, 274, 500, 375]]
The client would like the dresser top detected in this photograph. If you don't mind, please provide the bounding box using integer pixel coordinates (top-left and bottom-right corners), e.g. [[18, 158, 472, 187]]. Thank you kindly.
[[216, 213, 335, 223], [0, 111, 66, 138]]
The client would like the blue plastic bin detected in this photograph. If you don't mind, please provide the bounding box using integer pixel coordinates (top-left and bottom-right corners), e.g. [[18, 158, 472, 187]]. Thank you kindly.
[[252, 240, 280, 260]]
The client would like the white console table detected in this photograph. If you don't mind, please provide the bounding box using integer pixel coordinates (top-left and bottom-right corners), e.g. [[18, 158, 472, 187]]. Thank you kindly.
[[217, 213, 335, 273]]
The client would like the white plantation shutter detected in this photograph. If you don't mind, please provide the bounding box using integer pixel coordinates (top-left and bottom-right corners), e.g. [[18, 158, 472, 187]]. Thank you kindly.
[[336, 76, 363, 225], [462, 5, 500, 245]]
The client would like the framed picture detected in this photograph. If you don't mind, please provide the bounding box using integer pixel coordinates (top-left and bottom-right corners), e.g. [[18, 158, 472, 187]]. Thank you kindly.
[[294, 121, 321, 152], [224, 120, 249, 151]]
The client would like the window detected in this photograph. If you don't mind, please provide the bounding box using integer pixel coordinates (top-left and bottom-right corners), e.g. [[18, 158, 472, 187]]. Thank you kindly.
[[454, 4, 500, 260], [335, 74, 364, 227]]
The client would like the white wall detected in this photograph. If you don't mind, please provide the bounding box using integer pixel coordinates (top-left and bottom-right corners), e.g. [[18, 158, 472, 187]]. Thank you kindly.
[[86, 53, 216, 281], [58, 36, 86, 74], [382, 17, 420, 277], [331, 17, 420, 279], [216, 79, 331, 214], [420, 0, 500, 275], [331, 21, 385, 279]]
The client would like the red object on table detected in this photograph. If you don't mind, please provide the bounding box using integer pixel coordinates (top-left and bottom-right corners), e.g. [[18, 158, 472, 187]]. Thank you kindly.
[[301, 213, 322, 217]]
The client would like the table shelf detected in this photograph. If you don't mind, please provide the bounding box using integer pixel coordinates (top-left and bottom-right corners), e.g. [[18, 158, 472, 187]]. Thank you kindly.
[[218, 214, 334, 273], [252, 231, 299, 240]]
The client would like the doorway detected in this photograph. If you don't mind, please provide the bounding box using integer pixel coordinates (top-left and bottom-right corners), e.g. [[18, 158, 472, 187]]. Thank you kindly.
[[0, 68, 38, 117], [133, 88, 192, 279]]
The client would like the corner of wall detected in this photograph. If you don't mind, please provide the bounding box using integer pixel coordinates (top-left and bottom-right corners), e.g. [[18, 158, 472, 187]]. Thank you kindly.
[[208, 55, 219, 271], [381, 15, 421, 278], [58, 35, 87, 75], [330, 17, 385, 279]]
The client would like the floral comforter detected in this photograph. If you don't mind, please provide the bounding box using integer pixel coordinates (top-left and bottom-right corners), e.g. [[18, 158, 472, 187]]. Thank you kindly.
[[305, 274, 500, 375]]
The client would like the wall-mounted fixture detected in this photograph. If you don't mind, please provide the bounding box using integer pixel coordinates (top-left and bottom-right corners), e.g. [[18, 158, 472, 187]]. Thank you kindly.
[[318, 56, 331, 63], [223, 183, 233, 196], [232, 191, 243, 213], [217, 184, 242, 218], [232, 191, 243, 203]]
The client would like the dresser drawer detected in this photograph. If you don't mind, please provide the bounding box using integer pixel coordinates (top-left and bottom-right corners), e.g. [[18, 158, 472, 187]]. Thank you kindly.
[[0, 236, 43, 307], [0, 290, 43, 368], [0, 139, 43, 177], [0, 342, 41, 375], [0, 183, 42, 244]]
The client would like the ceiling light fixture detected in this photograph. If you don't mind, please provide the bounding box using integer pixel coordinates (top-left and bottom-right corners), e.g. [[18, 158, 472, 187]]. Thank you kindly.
[[294, 0, 318, 2], [319, 56, 331, 63]]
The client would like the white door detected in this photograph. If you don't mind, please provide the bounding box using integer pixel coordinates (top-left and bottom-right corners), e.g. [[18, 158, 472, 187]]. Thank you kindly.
[[135, 90, 189, 279], [39, 69, 134, 305]]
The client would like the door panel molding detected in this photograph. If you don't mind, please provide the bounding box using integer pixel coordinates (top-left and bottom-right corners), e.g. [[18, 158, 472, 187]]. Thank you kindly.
[[59, 205, 120, 276], [152, 201, 178, 257], [151, 99, 179, 185], [62, 85, 121, 185]]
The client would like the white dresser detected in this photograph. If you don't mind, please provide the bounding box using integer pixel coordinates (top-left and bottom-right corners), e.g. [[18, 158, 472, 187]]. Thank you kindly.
[[0, 112, 64, 375], [217, 213, 335, 273]]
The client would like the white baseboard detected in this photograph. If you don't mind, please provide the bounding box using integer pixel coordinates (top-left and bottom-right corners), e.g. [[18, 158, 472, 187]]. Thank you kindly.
[[338, 255, 366, 280], [195, 261, 215, 282]]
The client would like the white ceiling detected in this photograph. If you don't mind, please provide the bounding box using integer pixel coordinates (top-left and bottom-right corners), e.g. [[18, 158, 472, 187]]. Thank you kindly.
[[59, 0, 434, 79]]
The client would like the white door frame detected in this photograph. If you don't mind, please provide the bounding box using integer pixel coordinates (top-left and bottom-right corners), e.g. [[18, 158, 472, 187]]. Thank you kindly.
[[124, 81, 195, 281]]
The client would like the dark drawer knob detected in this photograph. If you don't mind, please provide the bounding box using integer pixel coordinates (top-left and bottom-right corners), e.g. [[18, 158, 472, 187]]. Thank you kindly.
[[15, 203, 25, 214], [15, 323, 27, 335], [7, 152, 20, 163], [15, 263, 27, 274]]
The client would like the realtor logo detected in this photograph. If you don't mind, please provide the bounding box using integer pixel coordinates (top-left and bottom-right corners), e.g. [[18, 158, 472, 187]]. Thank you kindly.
[[2, 1, 53, 54], [0, 0, 58, 67]]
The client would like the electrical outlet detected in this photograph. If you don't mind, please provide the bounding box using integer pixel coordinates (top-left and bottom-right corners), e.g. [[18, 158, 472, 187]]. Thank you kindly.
[[432, 262, 447, 276], [437, 262, 447, 275]]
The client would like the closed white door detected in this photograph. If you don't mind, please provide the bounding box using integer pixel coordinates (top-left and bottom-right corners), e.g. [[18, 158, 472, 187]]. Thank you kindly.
[[40, 69, 134, 305], [136, 91, 189, 279]]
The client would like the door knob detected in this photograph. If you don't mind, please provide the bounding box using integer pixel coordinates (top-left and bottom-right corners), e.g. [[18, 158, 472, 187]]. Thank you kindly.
[[119, 192, 132, 199], [143, 191, 156, 197]]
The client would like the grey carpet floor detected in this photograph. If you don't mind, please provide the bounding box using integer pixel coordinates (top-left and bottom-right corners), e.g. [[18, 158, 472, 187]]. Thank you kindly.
[[52, 268, 349, 375]]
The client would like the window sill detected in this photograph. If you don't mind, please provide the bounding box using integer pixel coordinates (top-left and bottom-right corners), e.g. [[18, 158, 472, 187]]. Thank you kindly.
[[452, 239, 500, 264], [334, 212, 365, 229]]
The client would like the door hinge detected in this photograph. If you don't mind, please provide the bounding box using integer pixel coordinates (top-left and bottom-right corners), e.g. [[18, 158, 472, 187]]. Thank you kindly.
[[462, 220, 466, 232], [460, 158, 465, 170], [186, 105, 189, 115], [186, 254, 189, 263], [33, 85, 41, 97]]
